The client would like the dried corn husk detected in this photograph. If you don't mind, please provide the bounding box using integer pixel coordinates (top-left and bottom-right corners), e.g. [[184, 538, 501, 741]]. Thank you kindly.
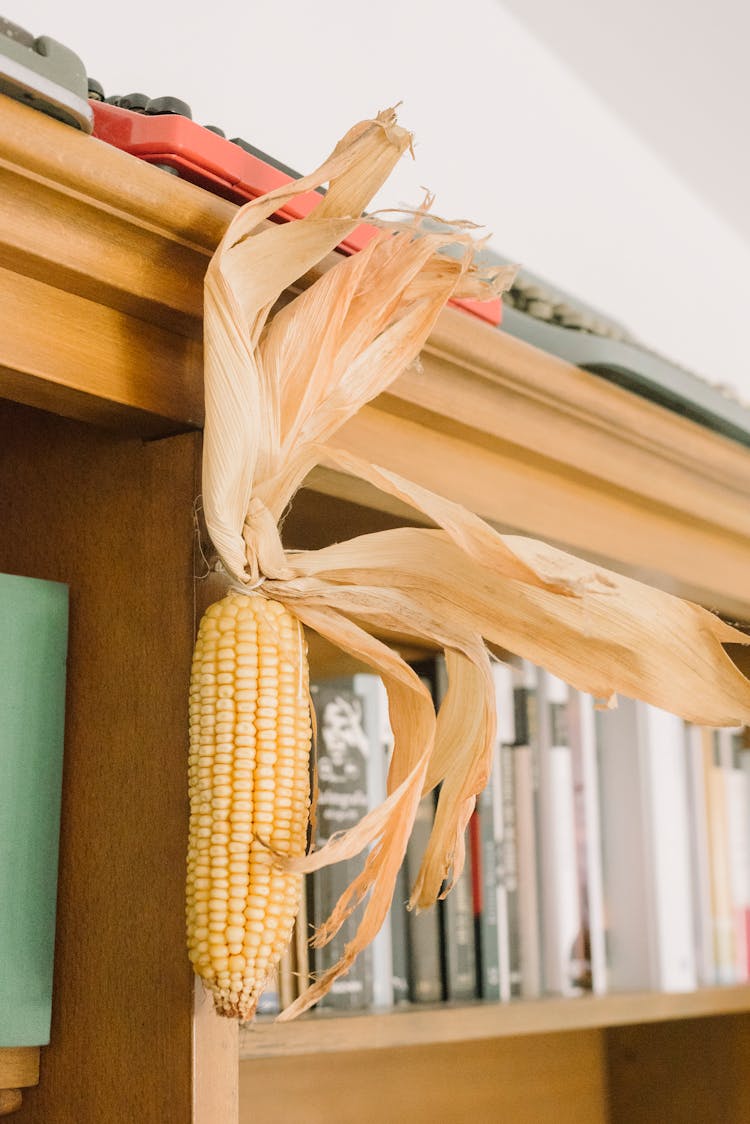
[[201, 106, 750, 1020]]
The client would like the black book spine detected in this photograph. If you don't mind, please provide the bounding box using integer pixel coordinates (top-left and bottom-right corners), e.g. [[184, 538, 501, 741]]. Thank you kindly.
[[390, 864, 411, 1005]]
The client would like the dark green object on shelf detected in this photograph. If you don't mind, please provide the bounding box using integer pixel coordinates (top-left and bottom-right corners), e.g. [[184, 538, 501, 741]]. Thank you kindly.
[[0, 572, 68, 1047]]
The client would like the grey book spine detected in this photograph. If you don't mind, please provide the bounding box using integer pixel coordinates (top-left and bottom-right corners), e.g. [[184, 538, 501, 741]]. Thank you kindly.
[[310, 682, 373, 1010], [443, 855, 478, 1001], [501, 744, 522, 997], [477, 782, 501, 1001], [511, 660, 543, 998]]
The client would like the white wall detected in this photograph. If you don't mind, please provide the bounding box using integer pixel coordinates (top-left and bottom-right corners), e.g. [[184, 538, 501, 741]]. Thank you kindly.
[[12, 0, 750, 399]]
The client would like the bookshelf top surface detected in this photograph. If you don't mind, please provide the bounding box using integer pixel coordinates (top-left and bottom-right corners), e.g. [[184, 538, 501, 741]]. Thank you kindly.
[[239, 986, 750, 1059]]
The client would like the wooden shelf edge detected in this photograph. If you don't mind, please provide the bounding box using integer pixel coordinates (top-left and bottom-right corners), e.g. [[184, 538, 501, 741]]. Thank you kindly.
[[414, 310, 750, 535], [309, 408, 750, 618], [238, 986, 750, 1059]]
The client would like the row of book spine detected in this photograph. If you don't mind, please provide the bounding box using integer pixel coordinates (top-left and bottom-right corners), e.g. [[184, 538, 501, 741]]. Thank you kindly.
[[257, 656, 750, 1014]]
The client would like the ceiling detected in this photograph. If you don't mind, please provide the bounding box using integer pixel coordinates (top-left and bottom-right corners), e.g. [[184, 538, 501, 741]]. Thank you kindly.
[[497, 0, 750, 245]]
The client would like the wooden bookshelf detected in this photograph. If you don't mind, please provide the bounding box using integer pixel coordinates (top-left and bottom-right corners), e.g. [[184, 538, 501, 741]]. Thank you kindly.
[[2, 92, 750, 1123]]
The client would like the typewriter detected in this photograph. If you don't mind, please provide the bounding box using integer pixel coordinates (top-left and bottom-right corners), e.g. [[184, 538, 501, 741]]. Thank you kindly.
[[0, 16, 91, 131], [497, 262, 750, 449]]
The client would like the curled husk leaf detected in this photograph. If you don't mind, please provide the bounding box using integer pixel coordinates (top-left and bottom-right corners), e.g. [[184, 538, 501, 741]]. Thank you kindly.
[[202, 106, 750, 1020]]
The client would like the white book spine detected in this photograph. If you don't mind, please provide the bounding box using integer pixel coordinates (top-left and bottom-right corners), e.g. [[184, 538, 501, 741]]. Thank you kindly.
[[362, 675, 394, 1009], [544, 746, 582, 994], [569, 689, 607, 994], [707, 762, 737, 984], [685, 724, 717, 986], [538, 670, 581, 995], [740, 749, 750, 979], [739, 749, 750, 906], [493, 660, 516, 747], [638, 705, 697, 993], [724, 765, 750, 982], [598, 699, 697, 993], [597, 698, 653, 991]]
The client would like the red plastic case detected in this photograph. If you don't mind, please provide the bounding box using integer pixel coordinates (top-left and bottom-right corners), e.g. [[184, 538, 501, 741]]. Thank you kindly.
[[91, 100, 502, 326]]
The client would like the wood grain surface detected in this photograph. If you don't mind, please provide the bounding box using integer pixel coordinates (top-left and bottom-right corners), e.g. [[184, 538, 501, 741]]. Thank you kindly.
[[0, 1090, 22, 1117], [0, 400, 200, 1123], [0, 266, 203, 435], [606, 1013, 750, 1123], [240, 1031, 608, 1124], [0, 1050, 37, 1092], [239, 986, 750, 1060]]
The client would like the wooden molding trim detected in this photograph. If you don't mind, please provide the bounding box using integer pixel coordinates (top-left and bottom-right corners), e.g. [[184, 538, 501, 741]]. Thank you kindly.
[[2, 95, 750, 614], [0, 96, 218, 432], [313, 397, 750, 617], [0, 266, 203, 435], [416, 310, 750, 539]]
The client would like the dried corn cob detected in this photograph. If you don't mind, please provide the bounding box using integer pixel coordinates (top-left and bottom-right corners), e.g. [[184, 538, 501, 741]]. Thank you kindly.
[[186, 590, 311, 1020]]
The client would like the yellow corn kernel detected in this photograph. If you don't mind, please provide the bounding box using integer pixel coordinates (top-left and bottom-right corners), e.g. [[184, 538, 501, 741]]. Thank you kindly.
[[186, 591, 311, 1020]]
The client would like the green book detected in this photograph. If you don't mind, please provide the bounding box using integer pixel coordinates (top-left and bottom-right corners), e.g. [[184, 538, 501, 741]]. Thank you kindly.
[[0, 572, 68, 1046]]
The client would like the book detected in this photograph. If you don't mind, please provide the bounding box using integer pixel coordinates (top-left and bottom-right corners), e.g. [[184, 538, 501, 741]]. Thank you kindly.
[[351, 674, 413, 1007], [718, 728, 750, 982], [724, 765, 750, 981], [501, 743, 522, 998], [739, 739, 750, 978], [474, 772, 499, 1000], [442, 853, 478, 1001], [402, 665, 444, 1004], [703, 729, 736, 984], [567, 687, 607, 994], [404, 792, 444, 1003], [474, 660, 516, 1001], [511, 658, 543, 998], [390, 862, 412, 1005], [706, 741, 737, 980], [366, 676, 395, 1009], [0, 573, 69, 1046], [370, 674, 412, 1006], [597, 698, 697, 992], [309, 680, 374, 1010], [537, 670, 584, 996], [434, 655, 477, 1002], [684, 723, 717, 986]]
